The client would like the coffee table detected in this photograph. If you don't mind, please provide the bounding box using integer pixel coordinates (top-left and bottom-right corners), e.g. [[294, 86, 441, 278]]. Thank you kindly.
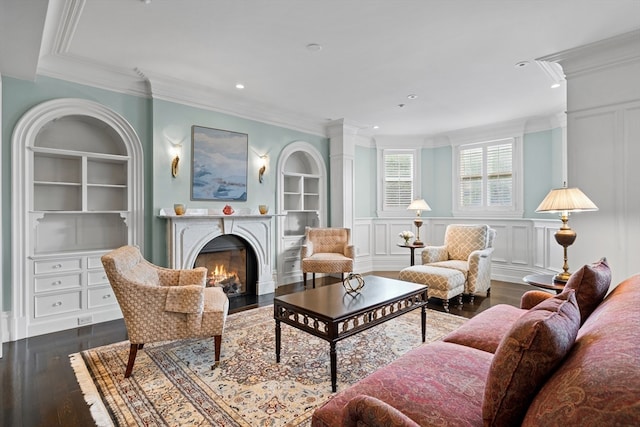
[[274, 275, 428, 392]]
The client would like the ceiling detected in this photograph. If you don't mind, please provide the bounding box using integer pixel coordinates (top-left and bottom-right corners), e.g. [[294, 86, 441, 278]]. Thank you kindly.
[[2, 0, 639, 137]]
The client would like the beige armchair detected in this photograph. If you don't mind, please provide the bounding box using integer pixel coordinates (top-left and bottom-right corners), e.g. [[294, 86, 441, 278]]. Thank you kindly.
[[301, 227, 355, 288], [421, 224, 496, 300], [101, 245, 229, 378]]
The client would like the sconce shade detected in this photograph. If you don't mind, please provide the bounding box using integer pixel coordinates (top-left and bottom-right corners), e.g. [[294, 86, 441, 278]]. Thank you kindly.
[[535, 187, 598, 213], [407, 199, 432, 215]]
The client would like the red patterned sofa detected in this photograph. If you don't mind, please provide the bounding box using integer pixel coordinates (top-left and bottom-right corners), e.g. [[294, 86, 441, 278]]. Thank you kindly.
[[311, 259, 640, 426]]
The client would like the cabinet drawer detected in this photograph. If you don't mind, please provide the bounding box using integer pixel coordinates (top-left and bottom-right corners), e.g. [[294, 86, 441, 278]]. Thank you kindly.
[[34, 273, 81, 293], [283, 259, 301, 274], [283, 238, 304, 250], [284, 247, 301, 259], [88, 269, 109, 286], [34, 291, 81, 318], [88, 286, 117, 308], [87, 256, 104, 269], [34, 258, 81, 275]]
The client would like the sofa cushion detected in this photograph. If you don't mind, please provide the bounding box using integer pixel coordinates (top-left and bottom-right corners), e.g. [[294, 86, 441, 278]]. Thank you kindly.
[[311, 341, 492, 427], [442, 304, 524, 353], [564, 257, 611, 324], [483, 290, 581, 427], [343, 395, 420, 427], [523, 275, 640, 426]]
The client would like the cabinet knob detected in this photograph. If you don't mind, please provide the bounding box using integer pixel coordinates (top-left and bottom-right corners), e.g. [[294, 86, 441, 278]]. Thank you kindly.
[[52, 280, 62, 286], [53, 264, 62, 269], [53, 301, 63, 307], [103, 294, 111, 299]]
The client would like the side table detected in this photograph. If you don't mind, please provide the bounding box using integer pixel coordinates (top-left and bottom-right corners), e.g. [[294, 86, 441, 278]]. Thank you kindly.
[[523, 274, 565, 294], [397, 243, 424, 266]]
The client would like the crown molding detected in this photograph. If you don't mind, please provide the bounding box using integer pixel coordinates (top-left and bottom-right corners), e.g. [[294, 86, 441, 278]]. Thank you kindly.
[[538, 29, 640, 77]]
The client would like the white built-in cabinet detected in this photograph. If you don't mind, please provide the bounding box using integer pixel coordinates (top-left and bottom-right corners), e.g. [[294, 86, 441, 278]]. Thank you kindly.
[[276, 141, 326, 285], [11, 99, 143, 339]]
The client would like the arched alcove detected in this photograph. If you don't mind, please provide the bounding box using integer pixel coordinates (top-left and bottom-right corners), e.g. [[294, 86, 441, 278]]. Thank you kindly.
[[10, 98, 144, 339]]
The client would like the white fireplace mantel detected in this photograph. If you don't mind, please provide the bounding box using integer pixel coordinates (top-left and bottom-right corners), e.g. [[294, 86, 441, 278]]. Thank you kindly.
[[158, 208, 275, 295]]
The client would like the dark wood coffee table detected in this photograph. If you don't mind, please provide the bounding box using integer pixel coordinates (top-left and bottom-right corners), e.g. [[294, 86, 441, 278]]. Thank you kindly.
[[274, 275, 428, 392]]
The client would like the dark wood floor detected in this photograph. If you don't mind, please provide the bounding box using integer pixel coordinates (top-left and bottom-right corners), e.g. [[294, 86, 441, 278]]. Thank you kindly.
[[0, 272, 532, 427]]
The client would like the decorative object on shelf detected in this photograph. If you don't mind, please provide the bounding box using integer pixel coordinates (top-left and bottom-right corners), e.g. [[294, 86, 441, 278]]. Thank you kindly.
[[222, 204, 235, 215], [407, 199, 432, 246], [399, 230, 414, 245], [191, 126, 248, 201], [173, 203, 186, 216], [342, 273, 365, 294], [258, 204, 269, 215], [258, 155, 268, 183], [535, 183, 598, 282]]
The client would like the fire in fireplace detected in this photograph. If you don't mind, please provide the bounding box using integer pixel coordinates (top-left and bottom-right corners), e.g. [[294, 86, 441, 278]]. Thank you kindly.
[[193, 235, 257, 297]]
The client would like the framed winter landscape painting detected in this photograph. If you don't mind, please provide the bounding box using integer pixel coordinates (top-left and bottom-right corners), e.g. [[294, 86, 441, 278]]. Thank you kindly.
[[191, 125, 248, 201]]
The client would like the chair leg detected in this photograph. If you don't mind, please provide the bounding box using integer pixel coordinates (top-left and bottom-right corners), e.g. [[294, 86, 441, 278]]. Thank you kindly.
[[211, 335, 222, 369], [125, 343, 142, 378], [303, 273, 307, 288], [442, 298, 450, 313], [486, 287, 491, 297]]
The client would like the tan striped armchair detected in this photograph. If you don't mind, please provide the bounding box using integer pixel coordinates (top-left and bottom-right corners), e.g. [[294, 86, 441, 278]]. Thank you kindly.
[[301, 227, 355, 288], [101, 245, 229, 378]]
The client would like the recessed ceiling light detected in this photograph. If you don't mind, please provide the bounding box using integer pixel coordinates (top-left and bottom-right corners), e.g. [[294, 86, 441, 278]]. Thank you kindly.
[[306, 43, 322, 52], [373, 125, 380, 129], [515, 61, 530, 68], [407, 94, 418, 100], [235, 83, 245, 90], [398, 103, 406, 108]]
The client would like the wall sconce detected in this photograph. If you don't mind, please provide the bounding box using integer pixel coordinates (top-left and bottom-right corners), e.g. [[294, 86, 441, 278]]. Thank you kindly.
[[258, 155, 268, 183], [169, 143, 182, 178]]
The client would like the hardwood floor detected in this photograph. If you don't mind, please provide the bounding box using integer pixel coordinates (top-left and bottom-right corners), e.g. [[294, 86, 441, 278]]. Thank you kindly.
[[0, 273, 533, 427]]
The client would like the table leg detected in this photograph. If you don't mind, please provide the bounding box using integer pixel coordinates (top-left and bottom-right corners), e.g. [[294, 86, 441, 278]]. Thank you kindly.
[[421, 304, 426, 342], [275, 318, 281, 363], [410, 247, 416, 266], [330, 341, 337, 392]]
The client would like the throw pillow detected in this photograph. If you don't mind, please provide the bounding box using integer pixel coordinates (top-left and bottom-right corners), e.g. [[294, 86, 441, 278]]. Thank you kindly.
[[483, 290, 580, 427], [564, 257, 611, 324]]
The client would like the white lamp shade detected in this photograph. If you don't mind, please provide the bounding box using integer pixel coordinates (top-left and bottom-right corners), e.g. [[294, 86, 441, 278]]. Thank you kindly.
[[535, 187, 598, 213], [407, 199, 432, 214]]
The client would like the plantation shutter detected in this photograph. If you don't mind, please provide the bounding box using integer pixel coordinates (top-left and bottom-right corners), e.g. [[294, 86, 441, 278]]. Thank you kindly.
[[459, 147, 483, 207], [458, 139, 514, 209], [487, 143, 512, 206], [384, 152, 414, 208]]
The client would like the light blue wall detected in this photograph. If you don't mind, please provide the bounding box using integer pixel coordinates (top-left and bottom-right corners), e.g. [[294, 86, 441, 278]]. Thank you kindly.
[[149, 98, 329, 265], [1, 76, 328, 311], [1, 76, 152, 311], [353, 129, 563, 220]]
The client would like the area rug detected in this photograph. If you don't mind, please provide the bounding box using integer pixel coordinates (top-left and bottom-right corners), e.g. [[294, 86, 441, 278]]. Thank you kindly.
[[70, 305, 467, 427]]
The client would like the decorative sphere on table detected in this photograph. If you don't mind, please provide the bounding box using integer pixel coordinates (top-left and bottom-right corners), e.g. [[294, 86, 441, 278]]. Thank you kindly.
[[342, 273, 365, 294]]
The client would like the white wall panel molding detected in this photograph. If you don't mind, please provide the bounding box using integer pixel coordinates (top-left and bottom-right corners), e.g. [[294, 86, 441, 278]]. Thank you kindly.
[[354, 217, 565, 284]]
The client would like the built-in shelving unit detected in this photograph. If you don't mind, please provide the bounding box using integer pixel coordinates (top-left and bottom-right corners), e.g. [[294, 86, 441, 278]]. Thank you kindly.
[[276, 141, 326, 285], [11, 99, 143, 339]]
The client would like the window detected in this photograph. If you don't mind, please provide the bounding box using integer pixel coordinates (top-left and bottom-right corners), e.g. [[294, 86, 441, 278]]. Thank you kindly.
[[455, 137, 520, 216], [383, 150, 415, 210]]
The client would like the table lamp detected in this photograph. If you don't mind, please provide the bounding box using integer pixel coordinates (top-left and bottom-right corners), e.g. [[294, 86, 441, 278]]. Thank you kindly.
[[535, 184, 598, 282], [407, 199, 432, 246]]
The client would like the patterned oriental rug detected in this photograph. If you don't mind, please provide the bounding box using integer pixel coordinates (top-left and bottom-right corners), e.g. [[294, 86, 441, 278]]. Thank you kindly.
[[70, 305, 467, 427]]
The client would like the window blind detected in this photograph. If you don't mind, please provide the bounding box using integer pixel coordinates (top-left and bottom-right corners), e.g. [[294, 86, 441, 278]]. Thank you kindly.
[[384, 152, 414, 208]]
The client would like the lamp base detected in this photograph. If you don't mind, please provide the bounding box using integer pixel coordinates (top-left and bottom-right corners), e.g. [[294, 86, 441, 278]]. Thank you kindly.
[[412, 240, 424, 247], [553, 272, 571, 283]]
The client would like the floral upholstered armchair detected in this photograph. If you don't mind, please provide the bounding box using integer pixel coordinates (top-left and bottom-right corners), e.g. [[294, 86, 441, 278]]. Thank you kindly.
[[101, 245, 229, 377], [421, 224, 496, 301], [301, 227, 355, 288]]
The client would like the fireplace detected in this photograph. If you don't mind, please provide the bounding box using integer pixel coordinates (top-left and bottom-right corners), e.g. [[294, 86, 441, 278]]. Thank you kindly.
[[160, 209, 275, 295], [194, 235, 257, 297]]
